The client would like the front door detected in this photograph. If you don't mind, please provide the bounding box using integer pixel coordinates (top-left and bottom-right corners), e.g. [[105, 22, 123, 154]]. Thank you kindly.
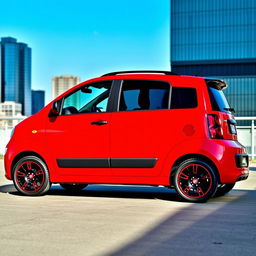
[[45, 80, 113, 177]]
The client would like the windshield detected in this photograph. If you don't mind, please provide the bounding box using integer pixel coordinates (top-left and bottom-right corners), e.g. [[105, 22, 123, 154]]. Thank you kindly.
[[208, 87, 232, 113]]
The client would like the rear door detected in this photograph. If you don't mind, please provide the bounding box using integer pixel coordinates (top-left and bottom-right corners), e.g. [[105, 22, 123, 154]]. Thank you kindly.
[[110, 79, 172, 177]]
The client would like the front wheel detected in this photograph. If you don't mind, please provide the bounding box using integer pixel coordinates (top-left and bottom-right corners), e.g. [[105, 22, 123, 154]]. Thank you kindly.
[[174, 158, 218, 202], [13, 156, 51, 196]]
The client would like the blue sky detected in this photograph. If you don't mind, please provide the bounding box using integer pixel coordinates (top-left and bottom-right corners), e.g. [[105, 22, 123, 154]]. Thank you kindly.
[[0, 0, 170, 103]]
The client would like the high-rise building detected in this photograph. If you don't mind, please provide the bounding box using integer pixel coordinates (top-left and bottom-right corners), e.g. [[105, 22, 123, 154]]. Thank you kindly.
[[0, 101, 22, 116], [52, 75, 80, 99], [32, 90, 45, 114], [0, 37, 31, 116], [0, 101, 22, 129], [170, 0, 256, 117]]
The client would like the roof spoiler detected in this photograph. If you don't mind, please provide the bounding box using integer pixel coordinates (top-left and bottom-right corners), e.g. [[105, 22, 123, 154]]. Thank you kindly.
[[206, 79, 228, 90]]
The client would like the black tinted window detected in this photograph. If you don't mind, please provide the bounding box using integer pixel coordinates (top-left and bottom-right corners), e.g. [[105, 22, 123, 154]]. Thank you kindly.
[[208, 87, 231, 112], [171, 87, 197, 109], [119, 80, 170, 111]]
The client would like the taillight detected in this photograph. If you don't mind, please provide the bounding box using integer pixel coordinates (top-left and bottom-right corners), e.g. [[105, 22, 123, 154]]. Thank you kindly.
[[207, 114, 224, 139]]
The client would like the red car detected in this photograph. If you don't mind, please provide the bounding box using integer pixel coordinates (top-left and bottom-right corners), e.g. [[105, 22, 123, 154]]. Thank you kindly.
[[4, 71, 249, 202]]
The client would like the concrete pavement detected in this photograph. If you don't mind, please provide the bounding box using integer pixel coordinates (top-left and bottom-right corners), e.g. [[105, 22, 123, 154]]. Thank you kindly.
[[0, 160, 255, 256]]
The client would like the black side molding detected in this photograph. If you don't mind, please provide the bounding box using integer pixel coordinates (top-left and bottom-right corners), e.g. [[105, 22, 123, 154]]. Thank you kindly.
[[57, 158, 157, 168], [57, 158, 109, 168], [111, 158, 157, 168]]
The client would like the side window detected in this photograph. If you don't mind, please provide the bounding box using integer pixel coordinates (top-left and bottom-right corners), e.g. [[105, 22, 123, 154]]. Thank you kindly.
[[119, 80, 170, 111], [171, 87, 197, 109], [61, 81, 112, 115]]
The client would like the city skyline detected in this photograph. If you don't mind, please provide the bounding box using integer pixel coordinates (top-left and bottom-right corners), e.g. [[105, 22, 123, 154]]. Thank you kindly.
[[0, 0, 170, 104], [0, 37, 32, 116]]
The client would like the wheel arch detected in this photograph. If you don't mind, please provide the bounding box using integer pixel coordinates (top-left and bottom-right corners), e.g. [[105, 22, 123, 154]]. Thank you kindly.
[[11, 151, 49, 179], [170, 153, 220, 186]]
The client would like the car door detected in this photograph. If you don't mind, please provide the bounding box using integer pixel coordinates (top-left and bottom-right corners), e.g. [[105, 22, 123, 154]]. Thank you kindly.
[[45, 80, 113, 177], [110, 79, 172, 177]]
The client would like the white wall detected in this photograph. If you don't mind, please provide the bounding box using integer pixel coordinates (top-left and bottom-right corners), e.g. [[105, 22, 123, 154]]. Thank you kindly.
[[0, 129, 12, 155]]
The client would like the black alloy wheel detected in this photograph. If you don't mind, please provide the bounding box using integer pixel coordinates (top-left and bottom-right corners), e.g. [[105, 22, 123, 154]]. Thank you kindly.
[[174, 158, 218, 202], [13, 156, 51, 196]]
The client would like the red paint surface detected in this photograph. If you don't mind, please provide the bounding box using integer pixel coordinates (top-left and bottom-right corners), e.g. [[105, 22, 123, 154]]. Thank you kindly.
[[4, 74, 248, 186]]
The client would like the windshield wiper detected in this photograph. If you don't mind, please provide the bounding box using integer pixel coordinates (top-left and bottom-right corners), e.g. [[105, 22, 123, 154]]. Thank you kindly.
[[224, 107, 235, 113]]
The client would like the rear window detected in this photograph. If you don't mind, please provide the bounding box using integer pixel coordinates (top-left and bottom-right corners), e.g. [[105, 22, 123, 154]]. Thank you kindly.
[[208, 87, 231, 113], [171, 87, 197, 109]]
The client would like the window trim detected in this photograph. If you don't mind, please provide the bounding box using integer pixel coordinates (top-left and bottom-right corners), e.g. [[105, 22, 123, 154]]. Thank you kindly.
[[116, 79, 172, 112]]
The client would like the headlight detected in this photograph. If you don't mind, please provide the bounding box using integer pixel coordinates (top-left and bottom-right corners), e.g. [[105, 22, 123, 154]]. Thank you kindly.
[[10, 127, 16, 138]]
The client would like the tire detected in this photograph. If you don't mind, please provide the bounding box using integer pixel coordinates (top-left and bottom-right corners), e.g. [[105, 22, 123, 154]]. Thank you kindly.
[[174, 158, 218, 202], [60, 183, 88, 192], [214, 183, 235, 197], [13, 156, 51, 196]]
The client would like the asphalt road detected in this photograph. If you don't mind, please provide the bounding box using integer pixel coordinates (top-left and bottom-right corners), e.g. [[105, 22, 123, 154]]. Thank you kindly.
[[0, 160, 255, 256]]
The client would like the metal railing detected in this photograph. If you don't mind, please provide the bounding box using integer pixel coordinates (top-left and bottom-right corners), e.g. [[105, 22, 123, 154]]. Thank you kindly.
[[236, 117, 256, 159]]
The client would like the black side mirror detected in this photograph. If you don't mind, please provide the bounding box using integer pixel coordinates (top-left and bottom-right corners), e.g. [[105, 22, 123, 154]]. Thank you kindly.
[[81, 87, 92, 93], [49, 100, 62, 117]]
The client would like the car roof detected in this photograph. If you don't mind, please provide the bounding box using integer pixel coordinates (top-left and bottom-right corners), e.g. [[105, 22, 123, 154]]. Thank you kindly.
[[51, 71, 221, 104]]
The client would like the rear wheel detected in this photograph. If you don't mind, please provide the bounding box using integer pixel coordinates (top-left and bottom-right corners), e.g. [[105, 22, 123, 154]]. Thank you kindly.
[[174, 158, 218, 202], [60, 183, 87, 192], [13, 156, 51, 196], [215, 183, 235, 197]]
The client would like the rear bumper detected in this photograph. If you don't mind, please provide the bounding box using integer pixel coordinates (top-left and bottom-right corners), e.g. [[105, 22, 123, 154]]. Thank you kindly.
[[234, 154, 249, 182], [236, 173, 249, 182], [214, 140, 249, 184], [235, 154, 249, 168]]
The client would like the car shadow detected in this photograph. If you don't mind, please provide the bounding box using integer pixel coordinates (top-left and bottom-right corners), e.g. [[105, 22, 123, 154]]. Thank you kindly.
[[0, 183, 249, 203], [0, 183, 184, 202], [0, 184, 16, 193], [52, 184, 183, 202], [106, 189, 256, 256]]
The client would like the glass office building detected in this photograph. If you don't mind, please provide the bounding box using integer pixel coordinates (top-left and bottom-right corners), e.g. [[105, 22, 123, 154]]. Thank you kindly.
[[171, 0, 256, 117], [32, 90, 45, 114], [0, 37, 31, 116]]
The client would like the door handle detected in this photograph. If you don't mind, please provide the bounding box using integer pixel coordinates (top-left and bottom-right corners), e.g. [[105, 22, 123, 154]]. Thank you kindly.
[[91, 120, 108, 126]]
